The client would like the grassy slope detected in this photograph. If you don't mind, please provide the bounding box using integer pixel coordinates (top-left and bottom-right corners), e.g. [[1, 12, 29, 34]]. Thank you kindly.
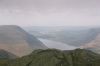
[[6, 49, 100, 66]]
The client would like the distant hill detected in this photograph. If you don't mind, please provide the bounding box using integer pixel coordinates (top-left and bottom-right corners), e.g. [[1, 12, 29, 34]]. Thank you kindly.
[[0, 25, 47, 56], [7, 49, 100, 66], [81, 28, 100, 53], [25, 26, 100, 46]]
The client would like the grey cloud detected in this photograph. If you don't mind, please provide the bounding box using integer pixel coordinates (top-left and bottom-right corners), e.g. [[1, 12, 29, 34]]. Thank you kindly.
[[0, 0, 100, 9], [0, 0, 100, 26]]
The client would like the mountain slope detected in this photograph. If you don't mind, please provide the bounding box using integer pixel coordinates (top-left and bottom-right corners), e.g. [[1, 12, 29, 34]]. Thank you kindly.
[[0, 49, 17, 66], [0, 49, 17, 59], [7, 49, 100, 66], [81, 30, 100, 53], [0, 25, 47, 56]]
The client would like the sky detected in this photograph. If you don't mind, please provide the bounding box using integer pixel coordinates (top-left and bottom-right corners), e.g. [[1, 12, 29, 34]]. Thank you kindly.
[[0, 0, 100, 26]]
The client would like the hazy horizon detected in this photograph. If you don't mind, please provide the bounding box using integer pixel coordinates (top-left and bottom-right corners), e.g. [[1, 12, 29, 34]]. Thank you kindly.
[[0, 0, 100, 27]]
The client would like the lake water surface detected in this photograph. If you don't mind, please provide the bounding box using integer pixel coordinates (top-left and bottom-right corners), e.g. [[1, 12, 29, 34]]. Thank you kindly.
[[39, 38, 78, 50]]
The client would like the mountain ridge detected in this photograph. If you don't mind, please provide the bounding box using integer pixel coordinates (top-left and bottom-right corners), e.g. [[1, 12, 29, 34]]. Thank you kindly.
[[0, 25, 47, 56]]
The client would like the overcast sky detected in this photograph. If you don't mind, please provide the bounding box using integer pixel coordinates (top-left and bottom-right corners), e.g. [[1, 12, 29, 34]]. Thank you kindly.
[[0, 0, 100, 26]]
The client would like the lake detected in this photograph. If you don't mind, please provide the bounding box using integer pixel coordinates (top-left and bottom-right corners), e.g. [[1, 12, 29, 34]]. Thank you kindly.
[[38, 38, 78, 50]]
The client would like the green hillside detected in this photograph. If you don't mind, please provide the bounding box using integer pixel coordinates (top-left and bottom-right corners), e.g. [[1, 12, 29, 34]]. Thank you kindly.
[[6, 49, 100, 66]]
